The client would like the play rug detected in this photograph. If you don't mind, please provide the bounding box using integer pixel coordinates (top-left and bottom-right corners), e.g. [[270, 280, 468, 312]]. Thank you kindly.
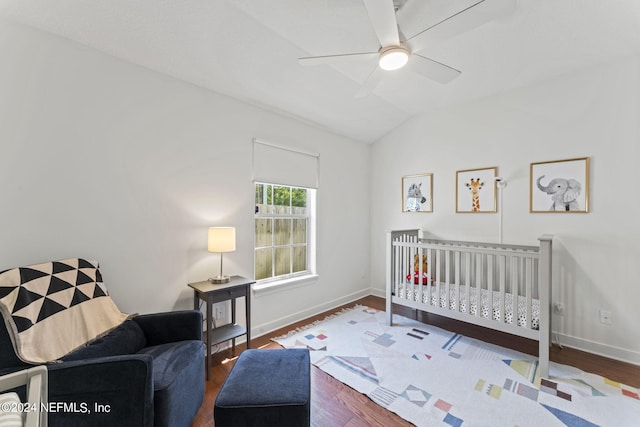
[[273, 306, 639, 427]]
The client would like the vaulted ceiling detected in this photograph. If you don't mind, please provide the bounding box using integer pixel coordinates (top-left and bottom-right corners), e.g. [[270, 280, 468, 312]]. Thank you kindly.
[[1, 0, 639, 142]]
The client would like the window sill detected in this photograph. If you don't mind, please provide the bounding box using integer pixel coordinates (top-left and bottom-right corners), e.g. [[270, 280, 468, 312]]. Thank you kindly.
[[253, 274, 319, 296]]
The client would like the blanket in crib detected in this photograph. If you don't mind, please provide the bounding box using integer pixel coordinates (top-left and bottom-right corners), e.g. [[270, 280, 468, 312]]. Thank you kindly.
[[0, 258, 129, 363], [398, 283, 540, 329]]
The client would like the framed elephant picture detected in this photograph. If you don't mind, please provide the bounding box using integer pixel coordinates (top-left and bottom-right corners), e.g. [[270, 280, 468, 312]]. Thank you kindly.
[[530, 157, 589, 213], [402, 173, 433, 212]]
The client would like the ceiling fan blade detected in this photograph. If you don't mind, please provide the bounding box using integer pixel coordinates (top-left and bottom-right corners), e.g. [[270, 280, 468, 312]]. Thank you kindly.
[[355, 66, 383, 98], [407, 0, 515, 53], [395, 0, 430, 35], [409, 54, 461, 84], [298, 52, 378, 66], [362, 0, 400, 47]]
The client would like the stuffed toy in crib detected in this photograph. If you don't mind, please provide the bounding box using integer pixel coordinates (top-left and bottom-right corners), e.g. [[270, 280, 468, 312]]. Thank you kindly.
[[407, 254, 433, 284]]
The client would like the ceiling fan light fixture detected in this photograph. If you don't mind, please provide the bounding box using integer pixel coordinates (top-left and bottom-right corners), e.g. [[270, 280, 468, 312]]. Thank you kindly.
[[378, 46, 409, 71]]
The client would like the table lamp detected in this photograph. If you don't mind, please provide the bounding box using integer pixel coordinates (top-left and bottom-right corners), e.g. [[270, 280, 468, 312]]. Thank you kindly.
[[208, 227, 236, 284]]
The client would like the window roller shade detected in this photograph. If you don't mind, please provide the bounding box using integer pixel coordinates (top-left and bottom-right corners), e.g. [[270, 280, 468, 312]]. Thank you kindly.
[[252, 139, 319, 189]]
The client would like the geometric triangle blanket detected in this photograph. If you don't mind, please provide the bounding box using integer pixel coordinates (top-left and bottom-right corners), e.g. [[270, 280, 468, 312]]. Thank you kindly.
[[274, 306, 640, 427], [0, 258, 129, 363]]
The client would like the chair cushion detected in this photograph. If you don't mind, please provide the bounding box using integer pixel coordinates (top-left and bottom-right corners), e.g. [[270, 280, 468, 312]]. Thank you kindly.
[[61, 320, 146, 361]]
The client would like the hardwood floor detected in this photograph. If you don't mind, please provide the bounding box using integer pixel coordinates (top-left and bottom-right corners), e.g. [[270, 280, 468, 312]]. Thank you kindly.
[[191, 295, 640, 427]]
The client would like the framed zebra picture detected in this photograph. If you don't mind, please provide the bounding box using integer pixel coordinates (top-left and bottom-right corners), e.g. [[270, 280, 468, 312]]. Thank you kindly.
[[456, 166, 497, 213], [402, 173, 433, 212]]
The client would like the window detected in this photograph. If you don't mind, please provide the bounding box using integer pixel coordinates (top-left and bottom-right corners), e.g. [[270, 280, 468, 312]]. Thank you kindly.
[[254, 183, 315, 282], [251, 138, 319, 286]]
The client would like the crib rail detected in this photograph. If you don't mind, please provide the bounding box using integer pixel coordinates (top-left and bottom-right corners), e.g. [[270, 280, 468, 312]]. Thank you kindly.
[[385, 229, 553, 378]]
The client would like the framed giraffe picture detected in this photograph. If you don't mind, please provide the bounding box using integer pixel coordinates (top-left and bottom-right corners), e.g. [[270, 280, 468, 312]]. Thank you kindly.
[[402, 173, 433, 212], [456, 167, 497, 213]]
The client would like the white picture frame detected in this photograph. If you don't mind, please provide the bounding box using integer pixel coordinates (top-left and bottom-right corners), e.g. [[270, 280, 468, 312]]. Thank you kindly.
[[402, 174, 433, 213]]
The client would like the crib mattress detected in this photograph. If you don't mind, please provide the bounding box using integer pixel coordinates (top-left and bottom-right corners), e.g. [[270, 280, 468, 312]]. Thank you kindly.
[[397, 283, 540, 330]]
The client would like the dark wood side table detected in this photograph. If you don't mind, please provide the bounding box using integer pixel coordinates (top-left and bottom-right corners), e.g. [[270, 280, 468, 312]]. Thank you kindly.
[[188, 276, 255, 380]]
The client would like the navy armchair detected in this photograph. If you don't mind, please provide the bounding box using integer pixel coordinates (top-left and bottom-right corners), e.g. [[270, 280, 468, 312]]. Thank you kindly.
[[0, 310, 205, 427]]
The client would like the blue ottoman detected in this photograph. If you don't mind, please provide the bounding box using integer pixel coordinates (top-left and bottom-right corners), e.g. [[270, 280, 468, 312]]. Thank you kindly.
[[214, 348, 311, 427]]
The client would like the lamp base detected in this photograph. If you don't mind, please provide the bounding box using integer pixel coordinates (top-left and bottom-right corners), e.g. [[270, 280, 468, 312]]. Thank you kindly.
[[209, 275, 230, 284]]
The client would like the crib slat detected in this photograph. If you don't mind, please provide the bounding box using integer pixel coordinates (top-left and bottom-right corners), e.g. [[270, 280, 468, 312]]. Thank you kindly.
[[416, 245, 421, 305], [513, 256, 519, 326], [415, 235, 420, 304], [474, 254, 482, 317], [487, 254, 494, 322], [448, 249, 453, 311], [425, 247, 430, 306], [455, 251, 461, 311], [407, 237, 412, 302], [431, 246, 437, 306], [437, 248, 442, 309], [418, 242, 424, 305], [436, 248, 442, 307], [394, 239, 400, 297], [499, 255, 506, 323], [395, 239, 400, 298], [465, 253, 471, 316], [443, 250, 449, 310], [525, 257, 532, 330]]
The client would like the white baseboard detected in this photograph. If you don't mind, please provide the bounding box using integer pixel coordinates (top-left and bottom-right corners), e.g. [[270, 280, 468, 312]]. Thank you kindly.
[[250, 288, 371, 340], [370, 287, 385, 298], [554, 331, 640, 367]]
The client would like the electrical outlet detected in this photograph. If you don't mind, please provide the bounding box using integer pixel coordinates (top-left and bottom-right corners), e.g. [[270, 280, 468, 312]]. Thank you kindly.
[[215, 305, 225, 320], [554, 302, 565, 316], [599, 309, 612, 325]]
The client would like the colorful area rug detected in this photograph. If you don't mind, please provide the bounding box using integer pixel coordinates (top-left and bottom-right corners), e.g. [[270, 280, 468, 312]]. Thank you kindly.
[[273, 306, 639, 427]]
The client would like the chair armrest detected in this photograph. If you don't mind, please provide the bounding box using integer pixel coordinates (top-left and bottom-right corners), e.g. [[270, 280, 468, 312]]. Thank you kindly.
[[133, 310, 203, 346], [47, 354, 154, 427]]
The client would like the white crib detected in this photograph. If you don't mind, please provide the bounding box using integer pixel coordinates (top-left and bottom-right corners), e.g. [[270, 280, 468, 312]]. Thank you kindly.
[[385, 229, 553, 378]]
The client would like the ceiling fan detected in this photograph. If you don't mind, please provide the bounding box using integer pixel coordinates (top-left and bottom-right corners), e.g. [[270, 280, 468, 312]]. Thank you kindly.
[[299, 0, 514, 96]]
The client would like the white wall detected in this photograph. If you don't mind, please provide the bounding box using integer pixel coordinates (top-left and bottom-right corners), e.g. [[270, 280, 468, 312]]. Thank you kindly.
[[370, 56, 640, 364], [0, 20, 371, 336]]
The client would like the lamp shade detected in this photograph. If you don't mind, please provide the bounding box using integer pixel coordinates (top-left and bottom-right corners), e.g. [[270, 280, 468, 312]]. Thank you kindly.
[[208, 227, 236, 253]]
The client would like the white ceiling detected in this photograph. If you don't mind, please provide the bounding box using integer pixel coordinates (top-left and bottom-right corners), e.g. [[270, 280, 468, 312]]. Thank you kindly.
[[1, 0, 639, 143]]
